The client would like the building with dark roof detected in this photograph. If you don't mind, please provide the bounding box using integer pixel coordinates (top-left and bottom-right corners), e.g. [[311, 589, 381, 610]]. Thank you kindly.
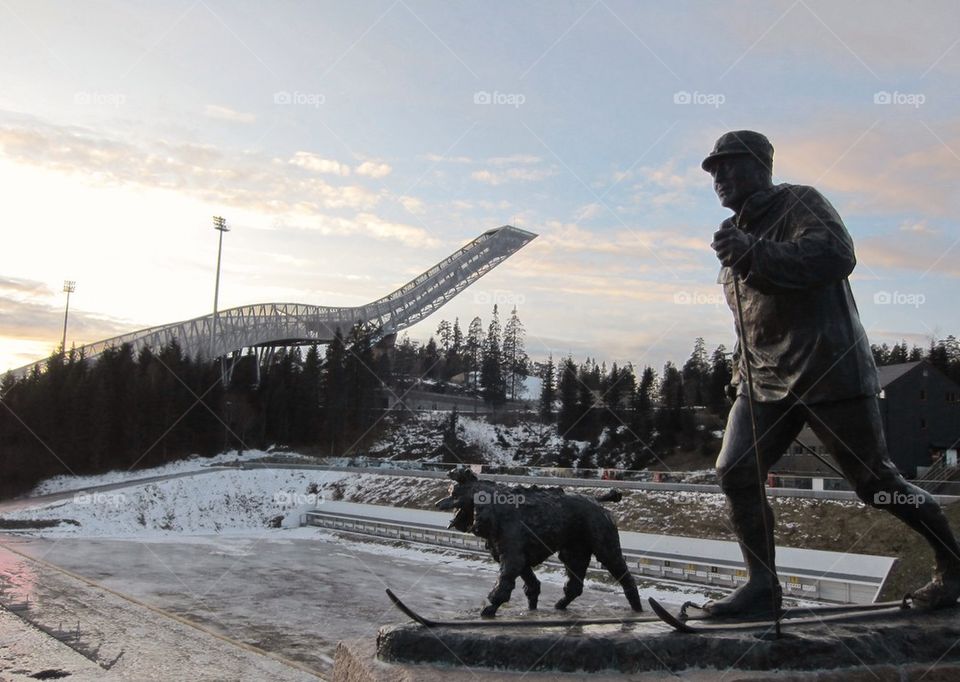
[[774, 361, 960, 478]]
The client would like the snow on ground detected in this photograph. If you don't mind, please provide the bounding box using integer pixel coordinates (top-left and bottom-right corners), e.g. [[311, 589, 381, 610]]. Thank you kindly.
[[5, 468, 350, 537], [28, 448, 291, 496], [367, 410, 588, 466]]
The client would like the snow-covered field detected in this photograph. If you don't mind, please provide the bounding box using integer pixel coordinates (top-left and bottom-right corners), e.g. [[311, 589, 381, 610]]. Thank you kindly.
[[6, 466, 349, 536], [29, 448, 278, 496]]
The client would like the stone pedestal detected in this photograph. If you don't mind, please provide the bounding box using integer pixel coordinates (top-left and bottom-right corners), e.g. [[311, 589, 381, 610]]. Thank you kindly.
[[333, 606, 960, 680]]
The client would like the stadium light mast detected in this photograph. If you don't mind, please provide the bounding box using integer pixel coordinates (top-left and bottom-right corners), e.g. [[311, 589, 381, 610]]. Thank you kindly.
[[61, 280, 76, 352], [211, 216, 230, 358]]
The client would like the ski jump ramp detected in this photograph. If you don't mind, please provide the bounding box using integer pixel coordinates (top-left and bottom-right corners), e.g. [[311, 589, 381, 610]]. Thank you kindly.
[[13, 225, 536, 376]]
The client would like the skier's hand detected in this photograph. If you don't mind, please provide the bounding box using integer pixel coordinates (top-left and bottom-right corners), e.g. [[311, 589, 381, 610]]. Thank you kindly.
[[711, 226, 753, 272]]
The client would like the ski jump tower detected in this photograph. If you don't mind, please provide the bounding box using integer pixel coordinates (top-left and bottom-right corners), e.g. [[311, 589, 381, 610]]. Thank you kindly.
[[11, 226, 536, 377]]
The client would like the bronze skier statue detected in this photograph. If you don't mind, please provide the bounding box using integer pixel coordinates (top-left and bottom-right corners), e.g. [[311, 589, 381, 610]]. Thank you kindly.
[[703, 130, 960, 618]]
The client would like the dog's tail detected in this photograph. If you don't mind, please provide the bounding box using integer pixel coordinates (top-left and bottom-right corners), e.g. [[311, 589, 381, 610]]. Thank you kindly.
[[594, 488, 624, 503]]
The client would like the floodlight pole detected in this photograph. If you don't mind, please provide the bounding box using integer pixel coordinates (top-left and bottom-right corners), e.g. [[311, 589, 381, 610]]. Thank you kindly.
[[61, 280, 76, 353], [211, 216, 230, 359]]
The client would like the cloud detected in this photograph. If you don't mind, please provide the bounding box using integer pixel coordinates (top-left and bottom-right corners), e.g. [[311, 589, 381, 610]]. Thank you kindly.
[[471, 166, 558, 185], [773, 119, 960, 217], [398, 195, 425, 214], [356, 161, 392, 178], [289, 152, 351, 176], [857, 232, 959, 277], [899, 220, 939, 235], [536, 220, 706, 264], [573, 203, 604, 221], [424, 153, 472, 163], [618, 160, 704, 209], [273, 210, 437, 249], [355, 213, 439, 248], [0, 276, 53, 298], [0, 115, 443, 246], [0, 279, 138, 369], [203, 104, 256, 124], [488, 154, 541, 166]]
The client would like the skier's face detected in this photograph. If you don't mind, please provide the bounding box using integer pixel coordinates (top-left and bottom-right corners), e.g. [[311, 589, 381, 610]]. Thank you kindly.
[[710, 156, 770, 212]]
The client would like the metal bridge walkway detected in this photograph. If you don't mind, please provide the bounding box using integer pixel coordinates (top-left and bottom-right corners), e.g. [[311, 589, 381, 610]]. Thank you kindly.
[[12, 225, 536, 376]]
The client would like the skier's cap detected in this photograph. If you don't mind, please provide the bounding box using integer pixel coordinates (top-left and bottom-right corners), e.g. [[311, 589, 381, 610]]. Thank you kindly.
[[702, 130, 774, 173]]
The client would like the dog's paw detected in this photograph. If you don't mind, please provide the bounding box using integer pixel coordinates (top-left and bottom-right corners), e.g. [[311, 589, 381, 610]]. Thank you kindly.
[[554, 599, 569, 611], [480, 605, 499, 618]]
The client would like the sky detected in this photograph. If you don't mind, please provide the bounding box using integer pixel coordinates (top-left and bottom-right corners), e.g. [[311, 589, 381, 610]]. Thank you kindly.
[[1, 0, 958, 373]]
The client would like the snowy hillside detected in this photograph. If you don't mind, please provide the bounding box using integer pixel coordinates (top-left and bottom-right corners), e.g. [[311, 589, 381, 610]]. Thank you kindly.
[[367, 410, 586, 466]]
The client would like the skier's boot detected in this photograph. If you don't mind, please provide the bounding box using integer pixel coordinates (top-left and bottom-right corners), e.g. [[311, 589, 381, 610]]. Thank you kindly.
[[704, 490, 781, 619], [911, 557, 960, 609], [702, 575, 782, 619]]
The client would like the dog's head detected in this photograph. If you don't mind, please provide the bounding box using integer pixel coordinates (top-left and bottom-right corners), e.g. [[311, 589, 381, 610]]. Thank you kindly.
[[436, 468, 485, 533]]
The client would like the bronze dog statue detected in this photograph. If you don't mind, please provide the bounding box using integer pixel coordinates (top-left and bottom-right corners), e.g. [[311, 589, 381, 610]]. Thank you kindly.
[[436, 468, 643, 617]]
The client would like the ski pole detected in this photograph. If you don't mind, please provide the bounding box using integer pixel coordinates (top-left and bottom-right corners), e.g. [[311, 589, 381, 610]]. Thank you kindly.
[[731, 274, 782, 638]]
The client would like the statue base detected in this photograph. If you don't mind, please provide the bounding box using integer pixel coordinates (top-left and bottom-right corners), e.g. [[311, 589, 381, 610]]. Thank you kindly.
[[334, 605, 960, 680]]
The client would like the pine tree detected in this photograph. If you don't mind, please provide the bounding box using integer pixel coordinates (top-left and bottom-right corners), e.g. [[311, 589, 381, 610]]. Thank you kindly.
[[656, 361, 684, 450], [889, 341, 909, 364], [909, 345, 925, 362], [323, 329, 348, 453], [344, 324, 378, 450], [502, 306, 530, 400], [466, 316, 484, 389], [575, 360, 600, 440], [872, 343, 890, 366], [436, 320, 452, 353], [442, 317, 464, 381], [708, 344, 732, 415], [451, 317, 464, 354], [557, 357, 579, 438], [480, 305, 506, 405], [422, 337, 441, 379], [682, 337, 709, 407], [539, 355, 556, 423]]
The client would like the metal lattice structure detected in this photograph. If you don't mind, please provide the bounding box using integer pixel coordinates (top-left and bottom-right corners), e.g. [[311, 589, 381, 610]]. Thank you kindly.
[[10, 225, 536, 378]]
